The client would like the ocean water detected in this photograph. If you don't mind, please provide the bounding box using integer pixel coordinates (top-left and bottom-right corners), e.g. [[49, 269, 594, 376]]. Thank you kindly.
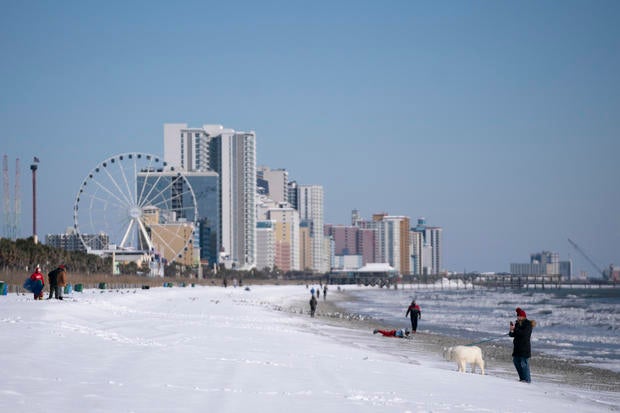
[[335, 283, 620, 372]]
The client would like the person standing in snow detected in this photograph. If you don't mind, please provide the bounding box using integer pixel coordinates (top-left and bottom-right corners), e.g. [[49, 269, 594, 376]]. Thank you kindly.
[[47, 265, 66, 300], [405, 300, 421, 332], [323, 285, 327, 300], [56, 265, 67, 300], [29, 265, 45, 300], [509, 307, 536, 383], [309, 294, 317, 317], [47, 266, 59, 299]]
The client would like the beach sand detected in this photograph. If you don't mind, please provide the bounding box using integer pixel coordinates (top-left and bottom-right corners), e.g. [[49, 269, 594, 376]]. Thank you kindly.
[[283, 288, 620, 393]]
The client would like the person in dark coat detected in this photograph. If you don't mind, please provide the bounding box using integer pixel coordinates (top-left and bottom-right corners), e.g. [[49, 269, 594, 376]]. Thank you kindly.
[[509, 307, 536, 383], [309, 294, 317, 317], [405, 300, 421, 332], [47, 267, 59, 299], [47, 265, 67, 300]]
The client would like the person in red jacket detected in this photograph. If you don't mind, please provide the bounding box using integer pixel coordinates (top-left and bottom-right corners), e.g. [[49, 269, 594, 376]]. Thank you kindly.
[[29, 265, 45, 300], [405, 300, 422, 332], [373, 328, 410, 338]]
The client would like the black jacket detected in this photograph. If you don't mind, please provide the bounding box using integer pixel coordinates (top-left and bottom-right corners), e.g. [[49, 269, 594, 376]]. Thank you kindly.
[[509, 319, 535, 357], [48, 268, 60, 286]]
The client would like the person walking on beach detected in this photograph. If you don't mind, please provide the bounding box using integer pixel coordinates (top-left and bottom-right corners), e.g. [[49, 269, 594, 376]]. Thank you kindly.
[[509, 307, 536, 383], [309, 294, 318, 317], [405, 300, 421, 332], [373, 328, 410, 338], [29, 265, 45, 300]]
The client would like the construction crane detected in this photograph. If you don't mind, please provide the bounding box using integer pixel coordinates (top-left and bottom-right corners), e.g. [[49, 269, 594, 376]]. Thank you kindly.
[[568, 238, 608, 279]]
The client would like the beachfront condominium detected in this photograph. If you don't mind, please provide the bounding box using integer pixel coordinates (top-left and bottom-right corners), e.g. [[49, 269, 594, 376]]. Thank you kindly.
[[267, 206, 300, 272], [327, 224, 375, 267], [256, 220, 276, 271], [164, 123, 257, 270], [297, 184, 328, 273], [373, 214, 411, 275], [164, 124, 210, 172], [412, 218, 443, 275]]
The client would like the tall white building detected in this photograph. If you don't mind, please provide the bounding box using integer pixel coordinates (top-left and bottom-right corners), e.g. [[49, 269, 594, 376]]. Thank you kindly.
[[164, 124, 210, 172], [409, 230, 423, 275], [256, 220, 275, 271], [297, 185, 327, 273], [412, 218, 442, 275], [164, 123, 257, 270], [374, 215, 411, 275]]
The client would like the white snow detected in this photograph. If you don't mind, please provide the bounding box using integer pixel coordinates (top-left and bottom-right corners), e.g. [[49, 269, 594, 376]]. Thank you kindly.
[[1, 285, 618, 413]]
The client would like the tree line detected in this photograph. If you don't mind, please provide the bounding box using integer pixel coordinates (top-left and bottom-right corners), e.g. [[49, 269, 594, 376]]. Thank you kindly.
[[0, 237, 111, 275], [0, 237, 327, 282]]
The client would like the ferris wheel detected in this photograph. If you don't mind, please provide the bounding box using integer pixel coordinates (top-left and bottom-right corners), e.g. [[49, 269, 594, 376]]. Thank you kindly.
[[73, 153, 198, 264]]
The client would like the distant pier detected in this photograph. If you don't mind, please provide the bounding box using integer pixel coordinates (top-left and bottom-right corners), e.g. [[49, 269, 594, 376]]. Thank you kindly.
[[324, 273, 617, 290]]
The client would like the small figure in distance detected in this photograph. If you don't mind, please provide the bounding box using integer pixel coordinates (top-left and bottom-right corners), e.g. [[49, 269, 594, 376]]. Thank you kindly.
[[309, 294, 318, 317]]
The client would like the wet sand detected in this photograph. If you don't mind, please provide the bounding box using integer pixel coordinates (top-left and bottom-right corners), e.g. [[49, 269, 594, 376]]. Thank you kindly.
[[284, 289, 620, 393]]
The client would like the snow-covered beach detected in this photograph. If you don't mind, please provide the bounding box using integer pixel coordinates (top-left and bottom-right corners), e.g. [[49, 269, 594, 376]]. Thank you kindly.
[[1, 285, 618, 413]]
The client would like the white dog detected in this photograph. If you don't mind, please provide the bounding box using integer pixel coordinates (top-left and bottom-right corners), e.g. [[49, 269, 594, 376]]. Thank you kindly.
[[443, 345, 485, 375]]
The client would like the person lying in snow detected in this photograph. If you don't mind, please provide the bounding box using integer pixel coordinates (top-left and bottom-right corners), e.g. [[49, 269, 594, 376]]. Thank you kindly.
[[373, 328, 410, 338]]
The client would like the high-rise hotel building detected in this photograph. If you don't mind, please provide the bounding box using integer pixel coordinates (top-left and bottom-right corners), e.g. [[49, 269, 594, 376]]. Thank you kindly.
[[164, 124, 256, 270], [412, 218, 442, 275], [297, 184, 328, 273], [373, 214, 411, 275]]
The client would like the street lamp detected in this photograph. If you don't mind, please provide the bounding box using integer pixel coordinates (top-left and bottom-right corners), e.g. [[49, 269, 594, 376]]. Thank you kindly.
[[30, 156, 39, 244]]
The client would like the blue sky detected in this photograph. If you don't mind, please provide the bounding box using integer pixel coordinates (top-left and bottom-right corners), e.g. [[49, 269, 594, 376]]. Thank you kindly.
[[1, 1, 618, 274]]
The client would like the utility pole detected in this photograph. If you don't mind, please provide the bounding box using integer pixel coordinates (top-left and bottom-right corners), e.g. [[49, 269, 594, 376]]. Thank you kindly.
[[30, 156, 39, 244]]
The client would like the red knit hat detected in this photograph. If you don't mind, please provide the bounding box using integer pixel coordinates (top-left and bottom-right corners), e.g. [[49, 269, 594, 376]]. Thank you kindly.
[[516, 307, 526, 318]]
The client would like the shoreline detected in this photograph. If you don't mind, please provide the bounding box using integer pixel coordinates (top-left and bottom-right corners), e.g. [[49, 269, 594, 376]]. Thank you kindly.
[[283, 287, 620, 393]]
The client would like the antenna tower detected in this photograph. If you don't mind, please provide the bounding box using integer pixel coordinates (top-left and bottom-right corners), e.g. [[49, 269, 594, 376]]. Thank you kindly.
[[2, 155, 20, 240], [2, 154, 9, 238], [14, 158, 21, 239]]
